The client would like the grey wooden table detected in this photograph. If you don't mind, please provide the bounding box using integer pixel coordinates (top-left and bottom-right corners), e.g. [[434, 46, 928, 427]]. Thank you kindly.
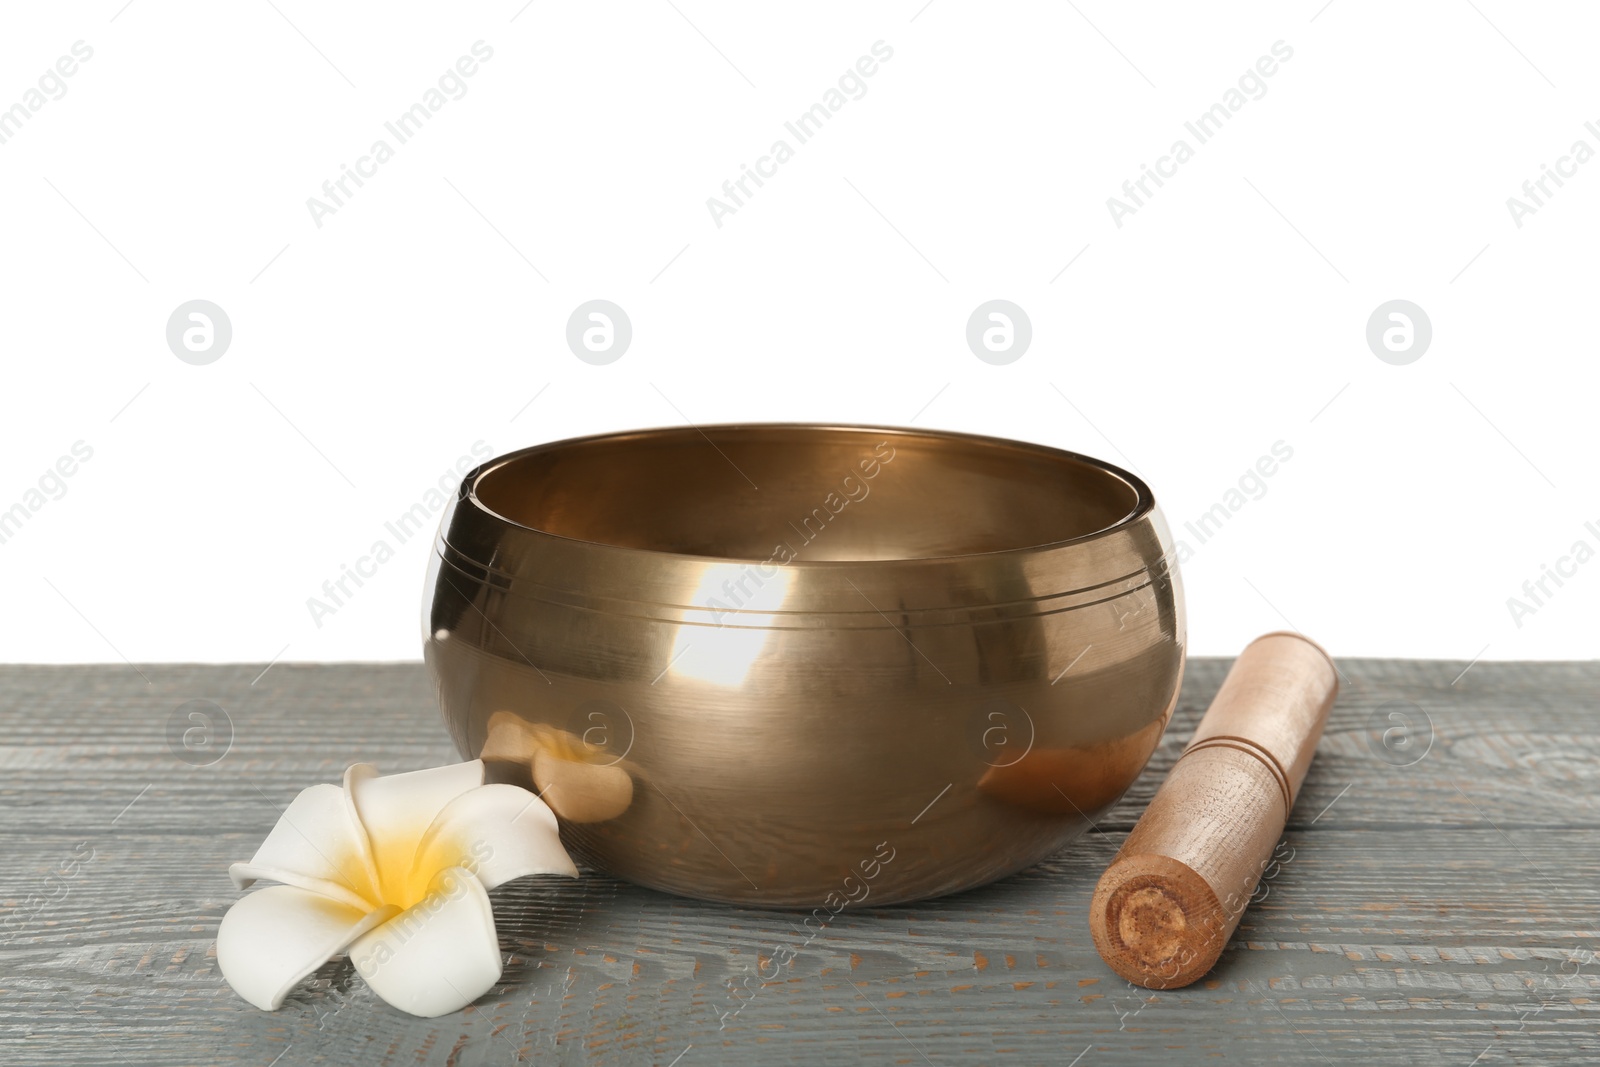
[[2, 658, 1596, 1066]]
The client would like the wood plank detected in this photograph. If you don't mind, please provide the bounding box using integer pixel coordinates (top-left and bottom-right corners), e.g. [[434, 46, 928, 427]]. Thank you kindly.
[[1, 660, 1596, 1065]]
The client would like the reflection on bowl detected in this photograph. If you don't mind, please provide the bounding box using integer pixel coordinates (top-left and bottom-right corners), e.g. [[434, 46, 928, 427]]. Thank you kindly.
[[977, 718, 1167, 815], [425, 424, 1184, 906], [481, 711, 635, 825]]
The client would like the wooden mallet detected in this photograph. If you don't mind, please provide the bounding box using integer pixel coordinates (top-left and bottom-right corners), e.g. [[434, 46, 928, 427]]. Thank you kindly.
[[1090, 631, 1339, 989]]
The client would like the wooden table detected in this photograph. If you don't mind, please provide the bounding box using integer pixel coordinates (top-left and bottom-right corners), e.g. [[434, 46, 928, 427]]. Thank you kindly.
[[3, 658, 1596, 1065]]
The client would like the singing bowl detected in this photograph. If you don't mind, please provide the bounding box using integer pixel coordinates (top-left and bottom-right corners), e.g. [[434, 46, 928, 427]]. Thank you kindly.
[[424, 424, 1185, 907]]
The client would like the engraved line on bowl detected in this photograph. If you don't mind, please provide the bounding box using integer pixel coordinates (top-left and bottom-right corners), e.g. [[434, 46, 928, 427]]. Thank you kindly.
[[438, 572, 553, 684], [842, 577, 951, 683], [479, 586, 1158, 636], [436, 544, 1157, 621], [437, 567, 1159, 634]]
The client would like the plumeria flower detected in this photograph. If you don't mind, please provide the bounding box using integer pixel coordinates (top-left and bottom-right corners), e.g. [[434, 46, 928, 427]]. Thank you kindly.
[[218, 760, 576, 1018]]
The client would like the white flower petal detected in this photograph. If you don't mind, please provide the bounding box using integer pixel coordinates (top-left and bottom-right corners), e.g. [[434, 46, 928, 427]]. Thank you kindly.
[[411, 784, 579, 891], [349, 866, 503, 1018], [229, 782, 377, 910], [217, 885, 396, 1011], [227, 865, 373, 913], [345, 761, 485, 902]]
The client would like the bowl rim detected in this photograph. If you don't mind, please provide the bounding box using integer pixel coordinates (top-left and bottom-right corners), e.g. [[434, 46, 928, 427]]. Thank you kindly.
[[459, 422, 1156, 569]]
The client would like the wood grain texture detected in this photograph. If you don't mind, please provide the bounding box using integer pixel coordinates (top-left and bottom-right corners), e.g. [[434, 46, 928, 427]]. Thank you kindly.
[[2, 658, 1597, 1066]]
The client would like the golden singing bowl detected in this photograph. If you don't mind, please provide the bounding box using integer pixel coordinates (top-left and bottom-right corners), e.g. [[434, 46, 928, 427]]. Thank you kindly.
[[424, 424, 1185, 906]]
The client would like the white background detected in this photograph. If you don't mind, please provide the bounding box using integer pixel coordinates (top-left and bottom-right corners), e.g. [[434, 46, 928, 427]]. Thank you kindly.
[[1, 1, 1595, 666]]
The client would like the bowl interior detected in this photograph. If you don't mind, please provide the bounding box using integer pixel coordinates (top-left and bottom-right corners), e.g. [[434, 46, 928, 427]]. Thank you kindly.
[[472, 425, 1141, 562]]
